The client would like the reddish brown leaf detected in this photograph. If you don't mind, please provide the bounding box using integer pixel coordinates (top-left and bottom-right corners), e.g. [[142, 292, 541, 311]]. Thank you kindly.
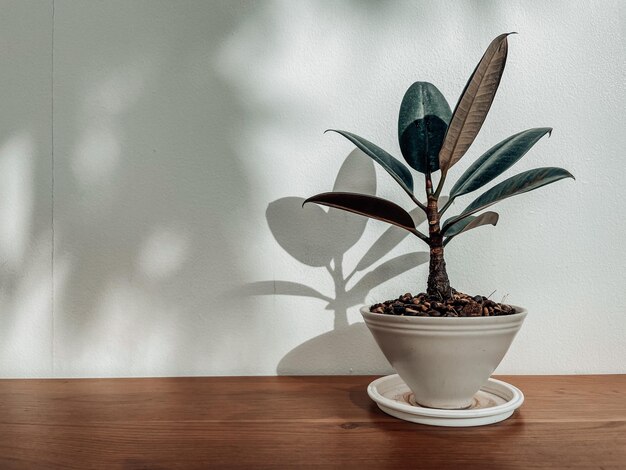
[[439, 33, 512, 173], [303, 192, 429, 243]]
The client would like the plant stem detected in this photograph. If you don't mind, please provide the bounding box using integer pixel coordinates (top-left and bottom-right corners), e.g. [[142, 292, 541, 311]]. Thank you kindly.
[[438, 197, 454, 216], [433, 171, 446, 198], [425, 169, 433, 196], [411, 228, 431, 245], [426, 196, 452, 300], [409, 193, 427, 213]]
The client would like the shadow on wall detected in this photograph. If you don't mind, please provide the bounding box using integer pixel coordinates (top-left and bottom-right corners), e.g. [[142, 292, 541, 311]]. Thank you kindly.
[[0, 0, 514, 377], [0, 1, 54, 376], [246, 151, 431, 375], [51, 1, 263, 376]]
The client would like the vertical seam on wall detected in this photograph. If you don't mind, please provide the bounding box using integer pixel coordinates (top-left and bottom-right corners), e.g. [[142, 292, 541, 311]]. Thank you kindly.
[[51, 0, 55, 375]]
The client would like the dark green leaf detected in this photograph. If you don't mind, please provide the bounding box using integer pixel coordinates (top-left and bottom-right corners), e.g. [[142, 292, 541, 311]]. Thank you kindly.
[[442, 167, 574, 232], [439, 33, 512, 173], [450, 127, 552, 200], [442, 211, 499, 245], [398, 82, 451, 173], [326, 130, 414, 194], [303, 192, 417, 234]]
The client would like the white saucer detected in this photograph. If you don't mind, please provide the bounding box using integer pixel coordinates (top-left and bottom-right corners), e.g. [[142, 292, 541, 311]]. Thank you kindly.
[[367, 374, 524, 427]]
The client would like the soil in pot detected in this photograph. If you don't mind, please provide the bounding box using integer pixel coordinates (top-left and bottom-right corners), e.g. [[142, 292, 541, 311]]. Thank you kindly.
[[369, 289, 517, 317]]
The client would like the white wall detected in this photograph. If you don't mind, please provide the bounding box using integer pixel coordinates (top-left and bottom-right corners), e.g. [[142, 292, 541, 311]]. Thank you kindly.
[[0, 0, 624, 377]]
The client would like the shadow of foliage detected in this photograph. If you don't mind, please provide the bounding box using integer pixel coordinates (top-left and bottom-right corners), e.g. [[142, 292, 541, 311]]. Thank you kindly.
[[246, 151, 444, 374]]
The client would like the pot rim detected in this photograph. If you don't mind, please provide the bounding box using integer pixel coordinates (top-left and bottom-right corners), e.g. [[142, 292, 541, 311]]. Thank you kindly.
[[360, 304, 527, 324]]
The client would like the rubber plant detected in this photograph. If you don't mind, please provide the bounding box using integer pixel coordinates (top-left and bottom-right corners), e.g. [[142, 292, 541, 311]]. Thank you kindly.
[[304, 33, 574, 303]]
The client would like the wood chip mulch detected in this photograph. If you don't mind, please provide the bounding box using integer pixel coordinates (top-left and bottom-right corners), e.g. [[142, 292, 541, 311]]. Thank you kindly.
[[369, 290, 517, 317]]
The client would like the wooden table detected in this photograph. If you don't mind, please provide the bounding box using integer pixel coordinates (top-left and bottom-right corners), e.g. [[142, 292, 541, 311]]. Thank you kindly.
[[0, 375, 624, 469]]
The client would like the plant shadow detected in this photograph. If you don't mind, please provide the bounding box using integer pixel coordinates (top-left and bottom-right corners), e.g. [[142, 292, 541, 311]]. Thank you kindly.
[[246, 151, 437, 375]]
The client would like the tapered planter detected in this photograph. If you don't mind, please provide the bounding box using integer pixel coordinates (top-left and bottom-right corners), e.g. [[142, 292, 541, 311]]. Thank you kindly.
[[361, 306, 527, 409]]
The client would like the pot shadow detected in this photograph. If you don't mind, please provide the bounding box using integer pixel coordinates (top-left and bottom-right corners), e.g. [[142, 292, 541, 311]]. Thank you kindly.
[[245, 151, 442, 375], [348, 383, 380, 415]]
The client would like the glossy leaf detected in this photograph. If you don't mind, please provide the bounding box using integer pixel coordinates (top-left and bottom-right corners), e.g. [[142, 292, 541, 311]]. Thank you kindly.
[[303, 192, 428, 242], [398, 82, 452, 173], [326, 130, 414, 194], [442, 211, 499, 244], [449, 127, 552, 200], [442, 167, 574, 232], [439, 33, 512, 173]]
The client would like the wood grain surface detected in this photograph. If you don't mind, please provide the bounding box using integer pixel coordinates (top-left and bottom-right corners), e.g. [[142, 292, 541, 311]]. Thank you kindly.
[[0, 375, 624, 469]]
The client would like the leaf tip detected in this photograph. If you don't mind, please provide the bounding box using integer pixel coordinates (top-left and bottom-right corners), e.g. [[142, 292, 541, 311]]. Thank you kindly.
[[561, 168, 575, 181]]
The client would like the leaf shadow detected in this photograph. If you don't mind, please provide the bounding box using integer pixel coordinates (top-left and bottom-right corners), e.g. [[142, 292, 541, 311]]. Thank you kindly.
[[244, 151, 431, 374]]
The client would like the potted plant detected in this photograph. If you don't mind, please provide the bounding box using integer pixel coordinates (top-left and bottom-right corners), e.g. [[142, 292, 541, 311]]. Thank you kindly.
[[304, 34, 573, 413]]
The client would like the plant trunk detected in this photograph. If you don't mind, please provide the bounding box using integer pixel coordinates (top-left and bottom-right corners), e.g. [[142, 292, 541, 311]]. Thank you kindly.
[[426, 196, 452, 300]]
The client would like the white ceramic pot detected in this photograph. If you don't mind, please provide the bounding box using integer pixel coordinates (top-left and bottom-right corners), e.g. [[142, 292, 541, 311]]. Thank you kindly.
[[361, 305, 527, 410]]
